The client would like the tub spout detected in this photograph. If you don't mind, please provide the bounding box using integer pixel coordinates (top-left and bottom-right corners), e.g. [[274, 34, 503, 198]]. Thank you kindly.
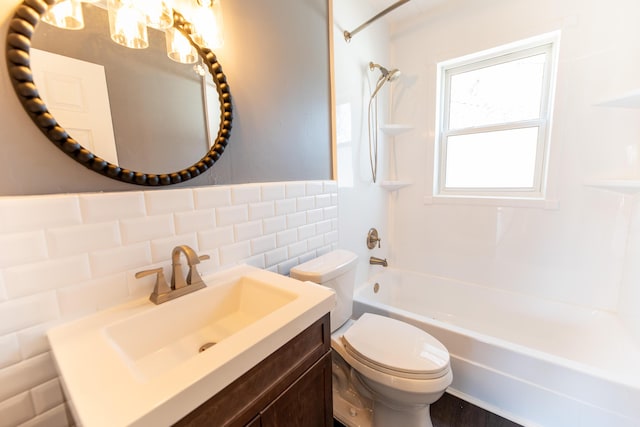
[[369, 256, 388, 267]]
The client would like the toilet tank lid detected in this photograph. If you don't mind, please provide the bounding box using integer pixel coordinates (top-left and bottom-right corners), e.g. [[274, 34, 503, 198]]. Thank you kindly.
[[290, 249, 358, 283]]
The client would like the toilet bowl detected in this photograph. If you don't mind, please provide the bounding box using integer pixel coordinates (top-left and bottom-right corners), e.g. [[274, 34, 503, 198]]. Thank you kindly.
[[290, 250, 452, 427]]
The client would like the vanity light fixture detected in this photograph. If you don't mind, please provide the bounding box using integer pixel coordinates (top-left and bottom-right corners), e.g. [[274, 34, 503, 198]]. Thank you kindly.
[[42, 0, 85, 30], [41, 0, 224, 58]]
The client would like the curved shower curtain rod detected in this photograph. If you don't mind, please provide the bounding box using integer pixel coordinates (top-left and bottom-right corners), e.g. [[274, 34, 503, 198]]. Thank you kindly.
[[344, 0, 412, 42]]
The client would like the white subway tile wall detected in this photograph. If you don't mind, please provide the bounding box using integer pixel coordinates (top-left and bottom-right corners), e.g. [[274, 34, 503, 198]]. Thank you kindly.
[[260, 183, 286, 201], [0, 181, 338, 426], [0, 196, 82, 234], [193, 187, 232, 209], [0, 392, 34, 427]]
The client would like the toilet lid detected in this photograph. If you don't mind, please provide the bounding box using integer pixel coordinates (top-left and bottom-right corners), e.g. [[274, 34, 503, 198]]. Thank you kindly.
[[342, 313, 450, 380]]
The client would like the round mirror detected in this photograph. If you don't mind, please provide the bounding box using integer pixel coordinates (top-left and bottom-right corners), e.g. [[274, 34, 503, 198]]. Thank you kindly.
[[6, 0, 232, 186]]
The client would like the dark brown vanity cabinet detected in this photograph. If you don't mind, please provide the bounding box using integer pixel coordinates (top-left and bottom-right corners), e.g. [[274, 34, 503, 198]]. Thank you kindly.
[[174, 314, 333, 427]]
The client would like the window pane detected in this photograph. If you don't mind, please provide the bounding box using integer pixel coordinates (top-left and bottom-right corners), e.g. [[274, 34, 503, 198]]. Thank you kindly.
[[444, 128, 539, 188], [449, 54, 546, 130]]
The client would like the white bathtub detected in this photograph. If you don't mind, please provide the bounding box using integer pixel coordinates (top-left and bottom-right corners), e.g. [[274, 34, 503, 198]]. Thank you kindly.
[[352, 269, 640, 427]]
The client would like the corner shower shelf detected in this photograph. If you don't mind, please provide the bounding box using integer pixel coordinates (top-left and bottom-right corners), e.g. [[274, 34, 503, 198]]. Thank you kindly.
[[596, 90, 640, 109], [584, 179, 640, 194], [379, 124, 413, 137], [586, 90, 640, 194], [380, 180, 412, 191]]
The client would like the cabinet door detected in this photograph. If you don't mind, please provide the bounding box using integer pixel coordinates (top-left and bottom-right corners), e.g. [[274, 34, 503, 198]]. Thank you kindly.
[[260, 352, 333, 427], [245, 415, 261, 427]]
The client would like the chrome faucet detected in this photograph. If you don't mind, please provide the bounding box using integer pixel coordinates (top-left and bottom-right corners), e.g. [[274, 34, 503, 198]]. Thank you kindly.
[[369, 256, 388, 267], [136, 245, 210, 305]]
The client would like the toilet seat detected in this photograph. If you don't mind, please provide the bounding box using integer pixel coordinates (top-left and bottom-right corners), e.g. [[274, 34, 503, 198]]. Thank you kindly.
[[342, 313, 450, 380]]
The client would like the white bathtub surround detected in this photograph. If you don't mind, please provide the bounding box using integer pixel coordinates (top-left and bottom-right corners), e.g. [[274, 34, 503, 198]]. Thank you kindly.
[[385, 0, 640, 312], [0, 180, 338, 426], [354, 268, 640, 427]]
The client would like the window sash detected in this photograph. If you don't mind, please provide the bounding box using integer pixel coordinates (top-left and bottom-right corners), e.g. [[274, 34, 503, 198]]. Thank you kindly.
[[435, 38, 557, 199], [439, 124, 548, 196]]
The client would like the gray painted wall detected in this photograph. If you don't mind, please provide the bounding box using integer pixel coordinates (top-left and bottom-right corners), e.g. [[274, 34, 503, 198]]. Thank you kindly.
[[0, 0, 332, 195]]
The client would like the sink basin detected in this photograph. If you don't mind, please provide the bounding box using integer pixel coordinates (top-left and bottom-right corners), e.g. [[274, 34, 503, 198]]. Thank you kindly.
[[105, 275, 297, 381], [47, 265, 335, 427]]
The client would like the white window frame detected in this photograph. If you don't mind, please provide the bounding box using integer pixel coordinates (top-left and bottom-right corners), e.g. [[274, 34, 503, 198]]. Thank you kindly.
[[432, 32, 560, 207]]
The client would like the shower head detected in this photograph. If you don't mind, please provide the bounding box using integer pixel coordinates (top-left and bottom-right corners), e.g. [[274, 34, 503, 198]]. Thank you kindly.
[[369, 62, 401, 83], [369, 61, 401, 99], [386, 68, 401, 82]]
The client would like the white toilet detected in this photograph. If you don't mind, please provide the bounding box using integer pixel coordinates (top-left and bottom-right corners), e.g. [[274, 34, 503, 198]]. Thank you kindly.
[[290, 250, 452, 427]]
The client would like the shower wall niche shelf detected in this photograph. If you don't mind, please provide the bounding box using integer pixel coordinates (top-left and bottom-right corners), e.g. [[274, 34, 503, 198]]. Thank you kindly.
[[584, 179, 640, 195], [381, 180, 412, 191], [380, 124, 413, 137], [596, 90, 640, 109], [585, 90, 640, 194]]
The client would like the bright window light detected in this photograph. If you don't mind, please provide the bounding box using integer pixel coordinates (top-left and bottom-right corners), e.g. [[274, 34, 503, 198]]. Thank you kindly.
[[445, 127, 539, 188]]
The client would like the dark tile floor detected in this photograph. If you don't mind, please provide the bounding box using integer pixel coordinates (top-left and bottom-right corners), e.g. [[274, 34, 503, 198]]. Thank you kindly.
[[431, 393, 522, 427], [333, 393, 523, 427]]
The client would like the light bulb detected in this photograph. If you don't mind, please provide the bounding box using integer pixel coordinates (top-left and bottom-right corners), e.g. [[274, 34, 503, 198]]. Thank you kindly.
[[173, 0, 223, 48], [165, 27, 197, 64], [190, 1, 223, 48], [42, 0, 85, 30], [144, 0, 174, 30], [108, 0, 149, 49]]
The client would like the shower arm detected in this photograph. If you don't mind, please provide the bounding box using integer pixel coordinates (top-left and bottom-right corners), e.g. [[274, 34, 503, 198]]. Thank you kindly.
[[344, 0, 412, 42]]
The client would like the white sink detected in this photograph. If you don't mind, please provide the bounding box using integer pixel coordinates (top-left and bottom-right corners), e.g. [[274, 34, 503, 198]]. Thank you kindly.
[[48, 265, 335, 427], [105, 275, 298, 381]]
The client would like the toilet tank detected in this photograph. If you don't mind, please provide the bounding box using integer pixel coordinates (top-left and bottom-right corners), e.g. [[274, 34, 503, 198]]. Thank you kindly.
[[290, 250, 358, 332]]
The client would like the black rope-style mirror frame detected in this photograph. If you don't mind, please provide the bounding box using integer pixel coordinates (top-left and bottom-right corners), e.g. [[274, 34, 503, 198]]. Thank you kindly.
[[6, 0, 232, 186]]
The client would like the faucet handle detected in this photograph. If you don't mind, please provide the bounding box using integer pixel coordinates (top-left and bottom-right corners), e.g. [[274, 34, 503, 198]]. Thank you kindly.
[[135, 267, 171, 301], [135, 267, 164, 281], [185, 254, 210, 287], [187, 264, 206, 286], [367, 228, 382, 249]]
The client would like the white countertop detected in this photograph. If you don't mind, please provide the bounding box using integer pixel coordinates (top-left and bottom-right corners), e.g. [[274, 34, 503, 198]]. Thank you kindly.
[[47, 265, 335, 427]]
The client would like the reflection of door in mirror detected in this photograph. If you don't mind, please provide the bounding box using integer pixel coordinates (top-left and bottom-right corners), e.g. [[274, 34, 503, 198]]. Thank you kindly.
[[30, 48, 118, 165]]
